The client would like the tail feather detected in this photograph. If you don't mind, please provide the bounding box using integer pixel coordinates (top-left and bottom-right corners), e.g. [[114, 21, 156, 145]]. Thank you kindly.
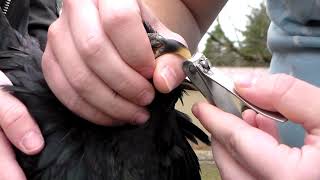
[[176, 111, 211, 145]]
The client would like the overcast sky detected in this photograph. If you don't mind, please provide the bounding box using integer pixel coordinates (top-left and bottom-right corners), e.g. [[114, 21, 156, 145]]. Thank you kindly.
[[198, 0, 264, 51]]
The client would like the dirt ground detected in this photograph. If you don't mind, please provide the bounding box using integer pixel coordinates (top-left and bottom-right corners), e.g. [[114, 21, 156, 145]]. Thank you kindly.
[[200, 162, 221, 180]]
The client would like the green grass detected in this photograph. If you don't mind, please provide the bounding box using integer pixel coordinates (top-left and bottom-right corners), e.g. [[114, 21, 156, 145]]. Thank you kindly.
[[200, 162, 221, 180]]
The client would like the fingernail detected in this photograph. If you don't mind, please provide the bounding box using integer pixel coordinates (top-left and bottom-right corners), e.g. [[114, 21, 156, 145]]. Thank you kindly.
[[192, 103, 200, 117], [20, 131, 44, 153], [160, 66, 177, 91], [134, 110, 150, 124], [139, 90, 154, 106], [235, 75, 256, 88]]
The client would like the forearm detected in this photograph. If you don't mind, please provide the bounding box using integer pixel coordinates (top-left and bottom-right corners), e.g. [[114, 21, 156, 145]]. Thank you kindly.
[[143, 0, 227, 52]]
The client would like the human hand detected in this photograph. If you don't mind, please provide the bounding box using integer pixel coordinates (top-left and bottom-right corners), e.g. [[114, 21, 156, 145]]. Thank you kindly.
[[0, 71, 44, 180], [192, 74, 320, 179], [42, 0, 187, 126]]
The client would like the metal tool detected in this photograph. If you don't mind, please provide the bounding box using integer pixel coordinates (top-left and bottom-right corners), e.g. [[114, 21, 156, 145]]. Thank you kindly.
[[183, 52, 287, 123]]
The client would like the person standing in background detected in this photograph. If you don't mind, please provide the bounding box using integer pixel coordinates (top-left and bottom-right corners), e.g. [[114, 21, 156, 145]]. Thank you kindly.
[[267, 0, 320, 147]]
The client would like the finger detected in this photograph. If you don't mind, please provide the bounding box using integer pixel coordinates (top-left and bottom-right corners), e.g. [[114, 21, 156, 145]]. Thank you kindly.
[[140, 2, 189, 93], [153, 54, 186, 93], [100, 0, 155, 78], [241, 109, 258, 127], [42, 45, 122, 126], [64, 0, 155, 106], [0, 91, 44, 155], [235, 74, 320, 131], [0, 130, 26, 180], [192, 102, 288, 178], [48, 14, 150, 124], [212, 140, 255, 180], [255, 114, 280, 141], [242, 109, 280, 141]]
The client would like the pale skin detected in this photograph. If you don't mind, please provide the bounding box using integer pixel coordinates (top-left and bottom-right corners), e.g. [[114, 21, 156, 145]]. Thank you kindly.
[[2, 1, 320, 179], [0, 0, 224, 179], [193, 74, 320, 179], [42, 0, 224, 126]]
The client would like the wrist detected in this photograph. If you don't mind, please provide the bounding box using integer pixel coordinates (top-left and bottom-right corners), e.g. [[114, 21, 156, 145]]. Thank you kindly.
[[142, 0, 227, 53], [142, 0, 202, 53]]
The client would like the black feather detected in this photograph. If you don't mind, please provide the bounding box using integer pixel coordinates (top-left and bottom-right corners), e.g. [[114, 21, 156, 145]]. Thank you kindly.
[[0, 12, 210, 180]]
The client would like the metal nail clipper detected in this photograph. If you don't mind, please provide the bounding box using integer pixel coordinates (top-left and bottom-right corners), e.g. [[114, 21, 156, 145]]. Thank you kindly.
[[183, 52, 287, 123]]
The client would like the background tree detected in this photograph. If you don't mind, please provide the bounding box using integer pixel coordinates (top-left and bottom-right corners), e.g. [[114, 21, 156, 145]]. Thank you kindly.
[[204, 3, 271, 67]]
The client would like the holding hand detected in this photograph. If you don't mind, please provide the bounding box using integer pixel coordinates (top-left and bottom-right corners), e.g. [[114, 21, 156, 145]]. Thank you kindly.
[[43, 0, 188, 126], [0, 71, 44, 180], [193, 74, 320, 179]]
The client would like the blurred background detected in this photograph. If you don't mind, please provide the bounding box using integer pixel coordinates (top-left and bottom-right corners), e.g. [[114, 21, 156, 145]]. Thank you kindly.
[[175, 0, 270, 179]]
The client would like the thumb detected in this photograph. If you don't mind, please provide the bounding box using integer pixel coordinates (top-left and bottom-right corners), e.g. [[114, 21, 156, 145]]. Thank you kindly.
[[235, 74, 320, 132], [153, 54, 187, 93], [139, 1, 188, 93], [192, 102, 292, 178]]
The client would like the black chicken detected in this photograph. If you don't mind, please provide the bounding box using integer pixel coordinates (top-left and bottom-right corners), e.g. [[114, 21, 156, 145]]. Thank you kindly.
[[0, 9, 209, 180]]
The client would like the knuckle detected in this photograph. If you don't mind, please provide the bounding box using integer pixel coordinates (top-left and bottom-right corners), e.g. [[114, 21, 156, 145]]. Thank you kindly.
[[78, 34, 104, 59], [85, 108, 111, 125], [113, 77, 153, 104], [108, 91, 122, 111], [103, 8, 139, 29], [61, 94, 112, 125], [42, 47, 55, 68], [1, 104, 29, 130], [62, 0, 74, 9], [228, 130, 239, 149], [41, 51, 51, 73], [68, 70, 92, 94], [227, 125, 246, 152], [107, 92, 130, 117], [42, 50, 50, 63], [47, 20, 60, 41], [62, 93, 82, 112], [271, 74, 296, 103], [113, 78, 132, 96]]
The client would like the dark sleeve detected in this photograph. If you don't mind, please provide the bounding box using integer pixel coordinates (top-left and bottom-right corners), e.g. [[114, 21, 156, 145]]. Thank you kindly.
[[29, 0, 58, 50]]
